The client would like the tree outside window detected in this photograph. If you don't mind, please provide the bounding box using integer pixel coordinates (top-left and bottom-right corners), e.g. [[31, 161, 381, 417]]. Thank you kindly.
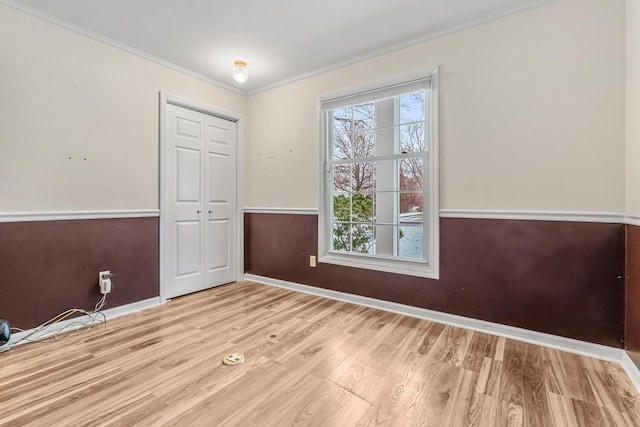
[[329, 91, 426, 259]]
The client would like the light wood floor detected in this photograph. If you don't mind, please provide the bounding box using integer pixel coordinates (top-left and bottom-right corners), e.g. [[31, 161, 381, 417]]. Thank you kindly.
[[1, 281, 639, 426]]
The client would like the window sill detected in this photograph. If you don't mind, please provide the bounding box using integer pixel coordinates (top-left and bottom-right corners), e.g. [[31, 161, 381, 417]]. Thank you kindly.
[[319, 252, 439, 279]]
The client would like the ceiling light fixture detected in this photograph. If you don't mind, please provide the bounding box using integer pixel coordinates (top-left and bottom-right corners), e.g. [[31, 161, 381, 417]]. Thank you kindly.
[[232, 60, 248, 83]]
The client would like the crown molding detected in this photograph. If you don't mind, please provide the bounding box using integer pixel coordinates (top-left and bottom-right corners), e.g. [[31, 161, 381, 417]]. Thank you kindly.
[[1, 0, 558, 97], [0, 0, 246, 96], [247, 0, 558, 95]]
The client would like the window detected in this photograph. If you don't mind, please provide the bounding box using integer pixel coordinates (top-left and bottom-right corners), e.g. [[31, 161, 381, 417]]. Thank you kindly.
[[319, 68, 439, 278]]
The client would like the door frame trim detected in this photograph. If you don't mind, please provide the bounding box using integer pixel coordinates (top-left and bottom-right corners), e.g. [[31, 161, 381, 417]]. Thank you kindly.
[[159, 92, 244, 304]]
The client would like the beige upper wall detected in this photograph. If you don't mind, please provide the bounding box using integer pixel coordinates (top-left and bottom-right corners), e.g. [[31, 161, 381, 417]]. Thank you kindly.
[[246, 0, 626, 212], [628, 0, 640, 215], [0, 5, 246, 212]]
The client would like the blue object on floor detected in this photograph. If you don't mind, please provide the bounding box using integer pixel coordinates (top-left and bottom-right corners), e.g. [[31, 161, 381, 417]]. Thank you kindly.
[[0, 319, 10, 346]]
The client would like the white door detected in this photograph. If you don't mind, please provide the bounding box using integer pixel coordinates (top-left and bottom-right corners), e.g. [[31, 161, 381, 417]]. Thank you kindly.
[[204, 114, 236, 286], [165, 103, 236, 299]]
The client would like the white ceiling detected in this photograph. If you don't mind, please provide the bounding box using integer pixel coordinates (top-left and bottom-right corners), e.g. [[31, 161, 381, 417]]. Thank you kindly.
[[6, 0, 553, 94]]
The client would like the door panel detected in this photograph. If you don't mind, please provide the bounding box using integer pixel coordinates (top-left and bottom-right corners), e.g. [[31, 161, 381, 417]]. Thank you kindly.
[[207, 219, 229, 271], [208, 152, 231, 203], [176, 221, 201, 277], [176, 148, 201, 203], [165, 103, 237, 299], [207, 121, 232, 149], [176, 117, 201, 140]]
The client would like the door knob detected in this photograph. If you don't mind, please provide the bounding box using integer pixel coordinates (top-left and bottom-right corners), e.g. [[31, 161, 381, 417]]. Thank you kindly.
[[196, 210, 202, 214], [208, 210, 214, 214]]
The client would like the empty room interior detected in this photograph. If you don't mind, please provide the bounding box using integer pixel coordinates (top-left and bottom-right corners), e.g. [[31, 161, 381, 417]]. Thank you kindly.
[[1, 0, 640, 425]]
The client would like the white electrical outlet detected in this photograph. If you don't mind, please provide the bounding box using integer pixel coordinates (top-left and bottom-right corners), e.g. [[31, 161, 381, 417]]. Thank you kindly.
[[310, 255, 316, 268], [99, 270, 112, 294]]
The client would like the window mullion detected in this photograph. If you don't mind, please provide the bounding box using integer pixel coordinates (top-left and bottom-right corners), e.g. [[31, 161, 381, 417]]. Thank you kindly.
[[329, 152, 423, 165]]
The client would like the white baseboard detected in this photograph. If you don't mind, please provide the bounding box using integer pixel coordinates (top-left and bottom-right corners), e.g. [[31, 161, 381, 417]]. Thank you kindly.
[[5, 276, 639, 394], [622, 352, 640, 392], [5, 297, 161, 348], [244, 274, 623, 364], [247, 274, 640, 393]]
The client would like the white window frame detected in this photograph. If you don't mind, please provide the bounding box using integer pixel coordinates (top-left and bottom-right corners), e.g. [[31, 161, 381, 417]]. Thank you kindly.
[[318, 67, 440, 279]]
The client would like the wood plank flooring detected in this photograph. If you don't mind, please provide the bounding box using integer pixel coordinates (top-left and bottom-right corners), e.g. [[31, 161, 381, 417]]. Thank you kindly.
[[1, 281, 638, 426]]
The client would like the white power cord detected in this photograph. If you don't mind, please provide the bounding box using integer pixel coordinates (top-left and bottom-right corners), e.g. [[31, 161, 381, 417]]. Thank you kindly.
[[0, 281, 113, 354]]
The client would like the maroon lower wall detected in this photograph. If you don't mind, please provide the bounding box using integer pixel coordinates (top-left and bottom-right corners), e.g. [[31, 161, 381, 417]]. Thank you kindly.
[[0, 217, 159, 330], [245, 213, 625, 348], [626, 224, 640, 365]]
